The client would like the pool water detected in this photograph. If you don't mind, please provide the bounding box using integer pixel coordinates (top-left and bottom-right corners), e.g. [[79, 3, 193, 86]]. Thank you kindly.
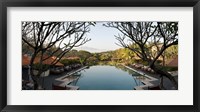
[[70, 65, 146, 90]]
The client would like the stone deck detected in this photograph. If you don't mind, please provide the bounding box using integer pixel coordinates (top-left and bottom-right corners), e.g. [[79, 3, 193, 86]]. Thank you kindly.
[[124, 65, 178, 90], [42, 66, 87, 90]]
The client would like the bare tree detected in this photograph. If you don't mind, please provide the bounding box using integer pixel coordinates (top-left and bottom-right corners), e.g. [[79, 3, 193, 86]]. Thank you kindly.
[[105, 22, 178, 89], [22, 22, 94, 89]]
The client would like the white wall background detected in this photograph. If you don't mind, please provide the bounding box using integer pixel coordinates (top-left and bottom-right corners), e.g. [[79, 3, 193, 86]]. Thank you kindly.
[[7, 7, 193, 105]]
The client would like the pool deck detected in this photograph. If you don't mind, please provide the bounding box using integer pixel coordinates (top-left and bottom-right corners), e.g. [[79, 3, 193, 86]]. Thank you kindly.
[[55, 66, 87, 82], [53, 66, 88, 90], [124, 65, 159, 90], [123, 65, 178, 90], [43, 66, 87, 90], [42, 65, 177, 90]]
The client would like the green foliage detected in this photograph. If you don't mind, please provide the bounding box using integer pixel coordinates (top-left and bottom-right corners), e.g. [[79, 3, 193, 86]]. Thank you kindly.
[[111, 48, 137, 65], [60, 59, 80, 66], [87, 56, 99, 66], [64, 49, 79, 57], [99, 53, 112, 61], [59, 44, 178, 67], [64, 50, 93, 65], [61, 43, 177, 67], [165, 45, 178, 60], [157, 65, 178, 71], [92, 53, 100, 61], [32, 63, 50, 71], [78, 50, 91, 56], [78, 50, 92, 65]]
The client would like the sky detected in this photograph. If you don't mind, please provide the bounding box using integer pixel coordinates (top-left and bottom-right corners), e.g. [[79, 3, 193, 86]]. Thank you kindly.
[[74, 22, 122, 53]]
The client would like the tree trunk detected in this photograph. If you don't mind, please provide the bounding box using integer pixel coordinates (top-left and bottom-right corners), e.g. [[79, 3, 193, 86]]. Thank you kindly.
[[159, 76, 166, 90], [29, 51, 42, 90], [32, 78, 43, 90], [33, 80, 38, 90], [30, 69, 40, 90], [151, 65, 178, 89], [162, 55, 165, 66], [149, 47, 178, 90]]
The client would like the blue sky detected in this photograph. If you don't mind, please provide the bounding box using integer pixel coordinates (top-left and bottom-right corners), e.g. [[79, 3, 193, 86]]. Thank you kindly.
[[74, 22, 122, 53]]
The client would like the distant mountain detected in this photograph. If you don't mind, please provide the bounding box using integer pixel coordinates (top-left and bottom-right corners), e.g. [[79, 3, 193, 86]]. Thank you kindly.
[[74, 46, 110, 53]]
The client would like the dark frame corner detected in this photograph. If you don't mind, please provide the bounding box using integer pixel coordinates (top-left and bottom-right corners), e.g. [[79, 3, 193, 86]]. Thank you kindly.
[[0, 0, 199, 112]]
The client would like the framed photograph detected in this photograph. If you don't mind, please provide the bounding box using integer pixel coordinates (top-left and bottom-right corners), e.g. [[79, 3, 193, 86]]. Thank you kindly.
[[0, 0, 199, 112]]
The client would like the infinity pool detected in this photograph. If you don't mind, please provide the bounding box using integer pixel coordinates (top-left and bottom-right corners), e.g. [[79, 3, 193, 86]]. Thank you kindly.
[[70, 65, 146, 90]]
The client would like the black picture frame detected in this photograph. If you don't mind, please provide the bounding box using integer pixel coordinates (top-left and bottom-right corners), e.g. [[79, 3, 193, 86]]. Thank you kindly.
[[0, 0, 199, 112]]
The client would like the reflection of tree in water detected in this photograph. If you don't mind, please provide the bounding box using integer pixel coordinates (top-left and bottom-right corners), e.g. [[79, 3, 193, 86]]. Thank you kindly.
[[70, 65, 145, 86], [115, 65, 145, 86], [115, 65, 138, 75]]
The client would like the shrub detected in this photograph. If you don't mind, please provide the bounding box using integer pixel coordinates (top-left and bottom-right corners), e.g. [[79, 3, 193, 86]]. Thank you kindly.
[[157, 65, 178, 71], [60, 59, 80, 66], [32, 63, 50, 71]]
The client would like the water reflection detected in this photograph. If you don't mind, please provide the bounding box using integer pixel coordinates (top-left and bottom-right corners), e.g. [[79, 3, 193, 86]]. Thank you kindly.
[[70, 65, 146, 90]]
